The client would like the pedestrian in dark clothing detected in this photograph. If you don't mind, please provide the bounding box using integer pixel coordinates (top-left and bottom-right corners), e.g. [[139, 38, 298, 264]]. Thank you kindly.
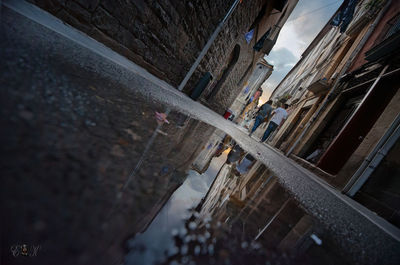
[[249, 100, 273, 136]]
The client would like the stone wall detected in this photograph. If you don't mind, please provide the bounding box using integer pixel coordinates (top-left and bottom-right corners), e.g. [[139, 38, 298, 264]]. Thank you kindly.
[[29, 0, 285, 113]]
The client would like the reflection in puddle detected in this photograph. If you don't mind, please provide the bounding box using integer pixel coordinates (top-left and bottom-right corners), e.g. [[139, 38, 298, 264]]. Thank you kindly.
[[125, 135, 350, 265], [125, 151, 228, 265], [2, 65, 351, 265]]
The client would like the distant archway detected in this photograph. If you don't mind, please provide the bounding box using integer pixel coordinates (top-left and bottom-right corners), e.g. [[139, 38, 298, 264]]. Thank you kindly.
[[206, 44, 241, 100]]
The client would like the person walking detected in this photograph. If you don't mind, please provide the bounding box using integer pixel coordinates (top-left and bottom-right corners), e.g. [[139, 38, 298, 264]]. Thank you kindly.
[[249, 100, 273, 136], [261, 103, 288, 143]]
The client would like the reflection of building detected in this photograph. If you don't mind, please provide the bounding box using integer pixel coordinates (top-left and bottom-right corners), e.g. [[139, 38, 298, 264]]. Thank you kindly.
[[133, 115, 216, 232], [269, 0, 400, 228], [197, 158, 351, 264], [192, 129, 227, 173]]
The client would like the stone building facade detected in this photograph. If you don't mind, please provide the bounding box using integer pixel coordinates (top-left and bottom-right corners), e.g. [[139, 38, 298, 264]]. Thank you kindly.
[[29, 0, 298, 114], [268, 0, 400, 228]]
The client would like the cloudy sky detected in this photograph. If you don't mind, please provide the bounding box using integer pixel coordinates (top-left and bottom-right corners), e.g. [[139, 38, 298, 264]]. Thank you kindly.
[[260, 0, 344, 103]]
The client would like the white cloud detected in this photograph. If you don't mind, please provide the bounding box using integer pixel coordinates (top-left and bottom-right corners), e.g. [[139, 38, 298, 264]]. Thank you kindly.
[[273, 24, 303, 59]]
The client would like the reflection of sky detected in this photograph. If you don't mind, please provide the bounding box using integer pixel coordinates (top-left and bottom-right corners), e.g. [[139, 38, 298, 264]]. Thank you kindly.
[[260, 0, 344, 103], [125, 152, 228, 265]]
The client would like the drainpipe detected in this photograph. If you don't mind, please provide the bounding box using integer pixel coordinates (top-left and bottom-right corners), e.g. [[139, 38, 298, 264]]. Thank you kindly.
[[177, 0, 241, 92], [285, 0, 392, 157], [343, 113, 400, 196]]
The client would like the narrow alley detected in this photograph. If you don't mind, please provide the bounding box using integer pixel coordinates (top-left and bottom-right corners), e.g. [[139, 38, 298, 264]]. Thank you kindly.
[[1, 1, 399, 265]]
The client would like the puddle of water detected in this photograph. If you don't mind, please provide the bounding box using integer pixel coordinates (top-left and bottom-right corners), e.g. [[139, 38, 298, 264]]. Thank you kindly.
[[124, 151, 227, 265], [123, 135, 352, 265]]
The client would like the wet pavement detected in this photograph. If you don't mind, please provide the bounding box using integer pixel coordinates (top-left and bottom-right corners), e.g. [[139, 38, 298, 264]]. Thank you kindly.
[[124, 147, 354, 265], [1, 3, 400, 265], [124, 152, 227, 265]]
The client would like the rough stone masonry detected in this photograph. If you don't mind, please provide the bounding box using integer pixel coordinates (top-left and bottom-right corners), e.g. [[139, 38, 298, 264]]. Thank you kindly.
[[28, 0, 272, 113]]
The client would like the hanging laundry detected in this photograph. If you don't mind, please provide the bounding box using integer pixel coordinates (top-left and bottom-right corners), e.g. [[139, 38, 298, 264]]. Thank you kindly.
[[244, 28, 255, 44], [331, 0, 359, 33]]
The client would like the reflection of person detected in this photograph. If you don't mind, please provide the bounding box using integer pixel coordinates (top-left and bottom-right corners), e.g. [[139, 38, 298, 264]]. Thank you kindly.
[[234, 154, 256, 175], [249, 100, 273, 136], [226, 144, 244, 164], [261, 103, 288, 143]]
